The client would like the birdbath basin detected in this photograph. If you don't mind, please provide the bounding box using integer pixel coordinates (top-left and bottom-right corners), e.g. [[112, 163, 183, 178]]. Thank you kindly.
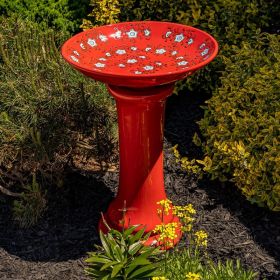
[[61, 21, 218, 246]]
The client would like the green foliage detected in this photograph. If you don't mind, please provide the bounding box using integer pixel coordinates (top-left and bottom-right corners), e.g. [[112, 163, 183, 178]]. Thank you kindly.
[[0, 0, 89, 33], [197, 33, 280, 211], [85, 224, 161, 279], [13, 175, 46, 228], [161, 249, 258, 280], [0, 17, 116, 226]]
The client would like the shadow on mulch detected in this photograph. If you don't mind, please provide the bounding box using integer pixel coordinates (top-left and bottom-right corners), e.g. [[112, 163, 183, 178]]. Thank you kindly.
[[0, 172, 115, 262], [165, 89, 280, 279]]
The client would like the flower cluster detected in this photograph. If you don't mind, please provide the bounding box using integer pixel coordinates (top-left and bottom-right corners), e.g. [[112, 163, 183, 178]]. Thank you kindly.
[[153, 222, 179, 248], [194, 230, 208, 247], [157, 199, 173, 215], [185, 272, 201, 280], [172, 204, 196, 232], [152, 277, 167, 280]]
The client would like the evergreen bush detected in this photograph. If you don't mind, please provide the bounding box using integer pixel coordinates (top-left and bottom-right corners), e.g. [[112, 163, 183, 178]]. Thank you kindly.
[[0, 17, 116, 226], [0, 0, 89, 33]]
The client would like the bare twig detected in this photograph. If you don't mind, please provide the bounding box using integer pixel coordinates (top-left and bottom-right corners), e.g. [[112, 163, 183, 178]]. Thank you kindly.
[[0, 184, 22, 197]]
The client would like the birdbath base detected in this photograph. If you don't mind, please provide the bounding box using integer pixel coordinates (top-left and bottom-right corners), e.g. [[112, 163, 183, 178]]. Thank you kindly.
[[98, 83, 182, 247]]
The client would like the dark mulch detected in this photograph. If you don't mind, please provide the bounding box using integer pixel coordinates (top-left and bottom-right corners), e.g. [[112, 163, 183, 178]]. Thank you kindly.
[[0, 90, 279, 280]]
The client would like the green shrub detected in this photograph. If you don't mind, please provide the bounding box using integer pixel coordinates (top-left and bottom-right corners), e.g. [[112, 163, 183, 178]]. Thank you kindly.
[[0, 17, 116, 226], [196, 33, 280, 211], [0, 0, 89, 33]]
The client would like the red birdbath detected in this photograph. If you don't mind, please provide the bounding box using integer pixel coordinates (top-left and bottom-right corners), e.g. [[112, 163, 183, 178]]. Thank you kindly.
[[61, 21, 218, 246]]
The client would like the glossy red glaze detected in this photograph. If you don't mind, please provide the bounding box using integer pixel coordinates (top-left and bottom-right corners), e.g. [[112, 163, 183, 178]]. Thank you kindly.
[[61, 21, 218, 247], [61, 21, 218, 88]]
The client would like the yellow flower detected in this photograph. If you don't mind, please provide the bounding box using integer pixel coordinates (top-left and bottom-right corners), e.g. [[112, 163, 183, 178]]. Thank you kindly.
[[194, 230, 208, 247], [185, 272, 201, 280], [157, 199, 173, 215], [152, 277, 167, 280], [153, 222, 179, 248]]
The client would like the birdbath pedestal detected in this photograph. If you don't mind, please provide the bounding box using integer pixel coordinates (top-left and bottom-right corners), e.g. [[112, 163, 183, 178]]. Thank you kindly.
[[61, 21, 218, 246]]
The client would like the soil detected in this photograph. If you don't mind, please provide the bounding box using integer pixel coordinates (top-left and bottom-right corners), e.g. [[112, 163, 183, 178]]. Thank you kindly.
[[0, 90, 279, 280]]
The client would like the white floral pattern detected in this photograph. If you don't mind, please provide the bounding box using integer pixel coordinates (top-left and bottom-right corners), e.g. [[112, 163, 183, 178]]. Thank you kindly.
[[144, 29, 151, 36], [155, 48, 166, 54], [87, 38, 97, 47], [67, 25, 215, 76], [116, 49, 126, 55], [110, 30, 122, 39], [165, 31, 172, 38], [201, 48, 209, 56], [143, 65, 154, 71], [99, 34, 108, 42], [70, 55, 79, 63], [126, 29, 138, 38], [177, 61, 188, 66], [127, 59, 138, 64], [94, 62, 105, 68], [175, 34, 184, 42]]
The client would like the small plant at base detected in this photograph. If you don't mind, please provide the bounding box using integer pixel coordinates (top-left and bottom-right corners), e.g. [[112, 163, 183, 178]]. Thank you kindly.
[[85, 217, 162, 279]]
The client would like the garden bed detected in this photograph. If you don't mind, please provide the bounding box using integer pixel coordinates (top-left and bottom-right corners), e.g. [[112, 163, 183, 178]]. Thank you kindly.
[[0, 91, 279, 280]]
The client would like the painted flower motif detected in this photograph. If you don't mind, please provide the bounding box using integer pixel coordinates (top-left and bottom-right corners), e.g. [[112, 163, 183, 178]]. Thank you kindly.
[[87, 38, 97, 47], [116, 49, 126, 55], [99, 58, 107, 61], [135, 71, 142, 74], [177, 61, 188, 66], [144, 29, 151, 36], [139, 55, 146, 59], [201, 48, 209, 56], [131, 46, 137, 51], [176, 56, 184, 60], [143, 65, 154, 71], [199, 43, 206, 49], [175, 34, 184, 42], [73, 50, 79, 56], [165, 31, 172, 38], [126, 29, 138, 38], [118, 64, 126, 68], [105, 52, 111, 57], [70, 55, 79, 63], [94, 62, 105, 68], [145, 47, 152, 52], [171, 50, 178, 56], [188, 38, 194, 45], [127, 59, 137, 64], [156, 48, 166, 54], [80, 43, 85, 49], [110, 30, 122, 39], [99, 34, 108, 42]]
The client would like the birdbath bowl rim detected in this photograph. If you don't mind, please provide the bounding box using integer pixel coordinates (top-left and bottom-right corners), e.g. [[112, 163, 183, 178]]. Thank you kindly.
[[61, 21, 218, 88]]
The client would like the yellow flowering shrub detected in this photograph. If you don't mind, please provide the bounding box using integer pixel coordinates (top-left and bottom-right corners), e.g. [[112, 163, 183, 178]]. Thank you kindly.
[[81, 0, 120, 29], [197, 34, 280, 211]]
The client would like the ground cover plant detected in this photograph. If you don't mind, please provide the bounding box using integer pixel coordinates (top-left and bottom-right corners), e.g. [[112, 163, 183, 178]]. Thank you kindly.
[[0, 16, 116, 227], [85, 200, 258, 279]]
